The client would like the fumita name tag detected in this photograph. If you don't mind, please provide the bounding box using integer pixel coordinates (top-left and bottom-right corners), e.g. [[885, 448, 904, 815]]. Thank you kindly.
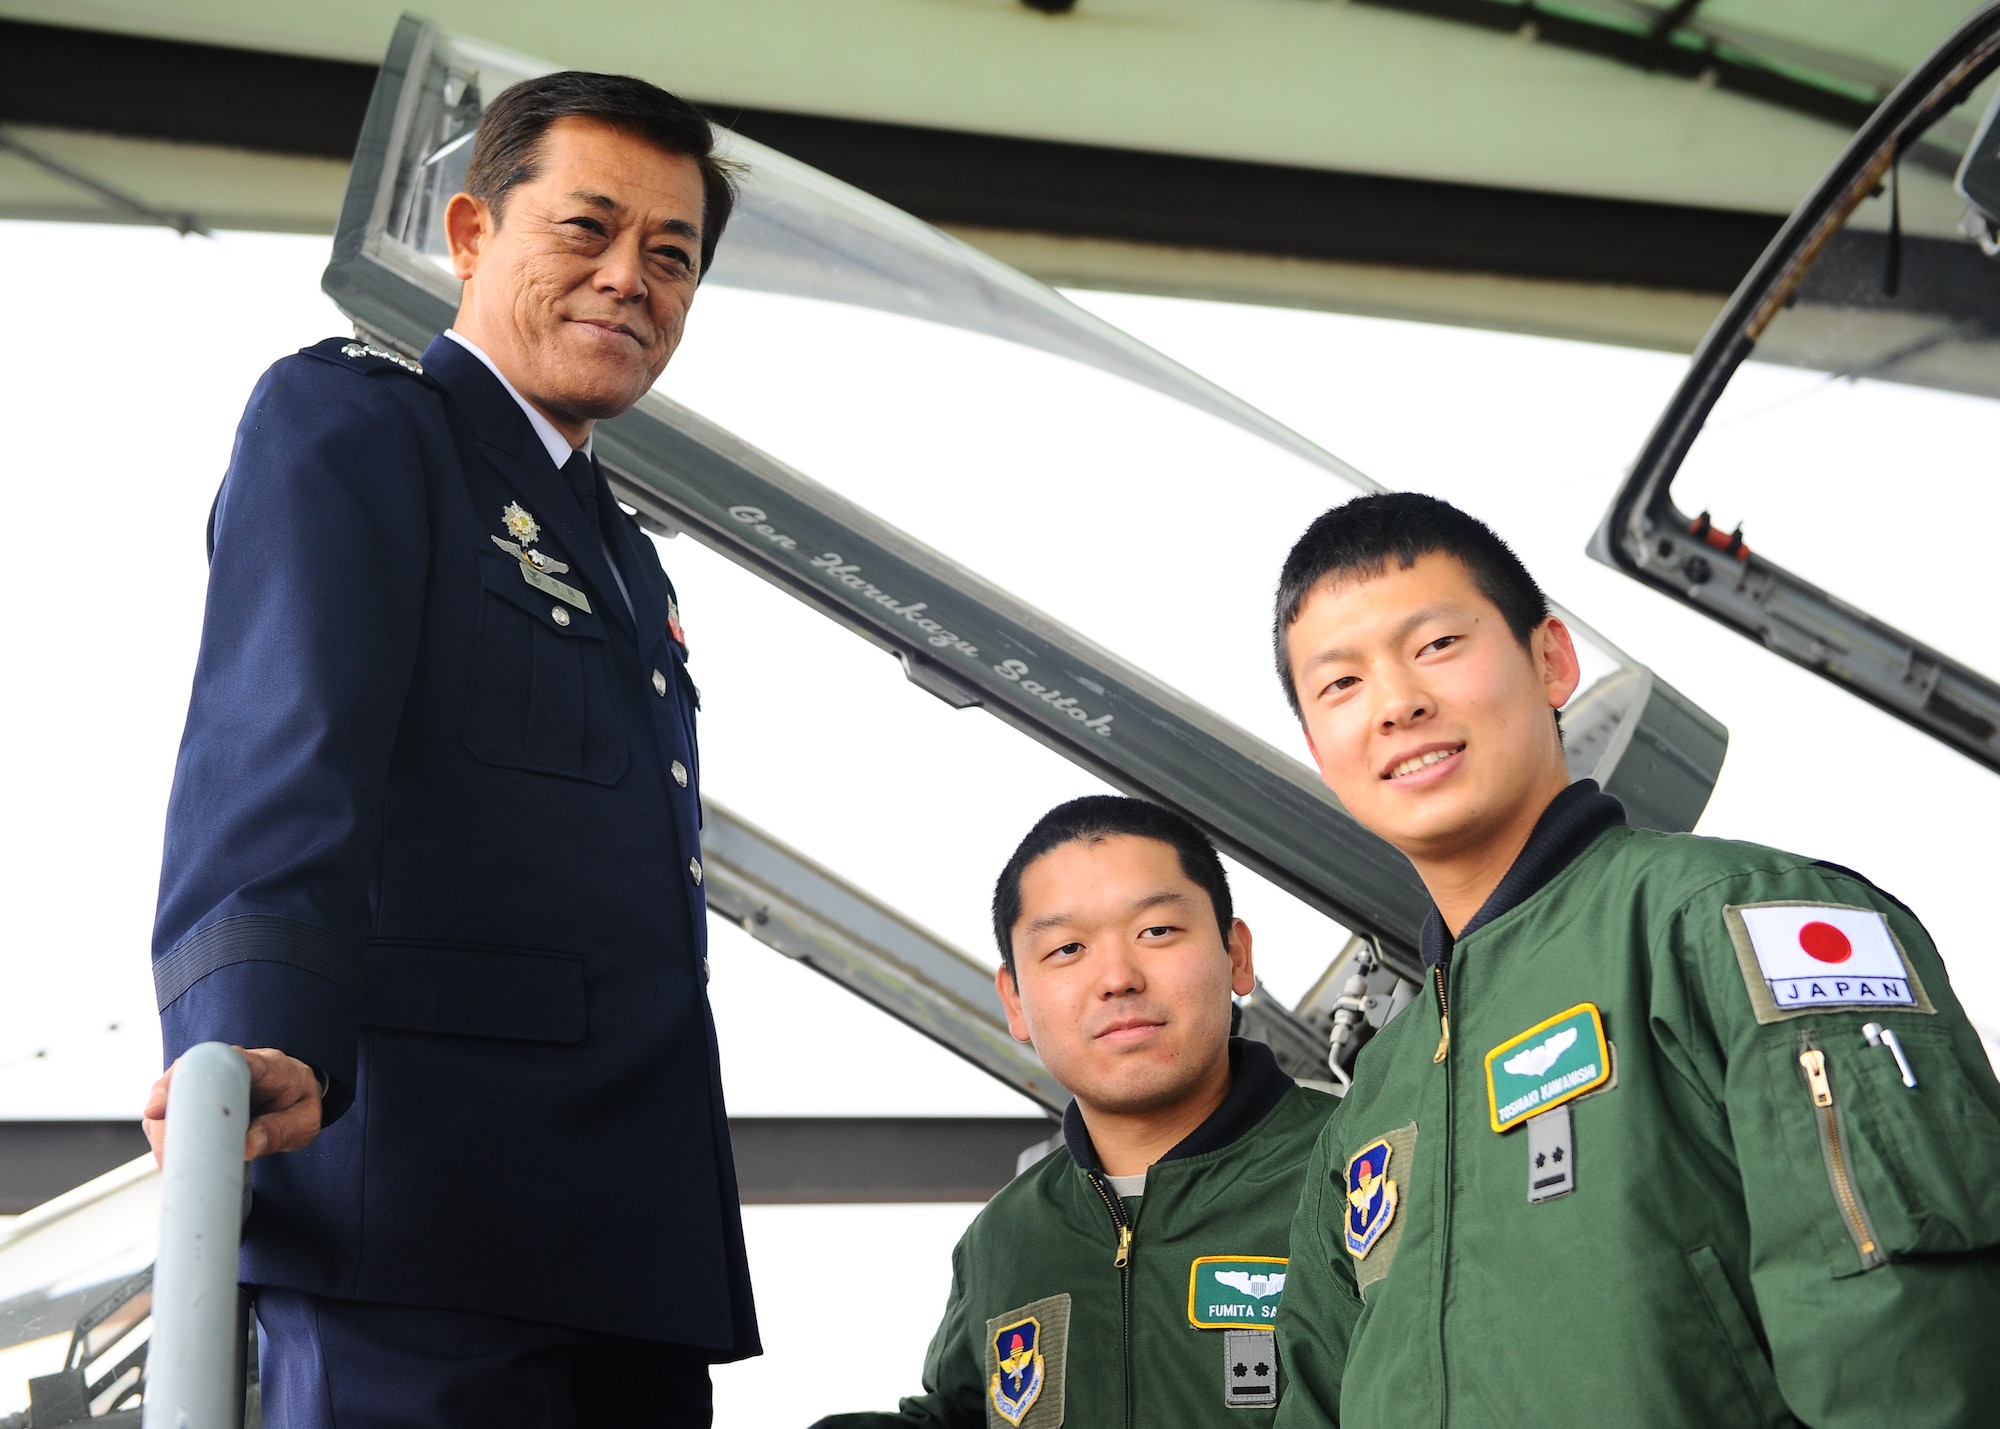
[[1187, 1256, 1287, 1328], [1485, 1003, 1611, 1133], [522, 562, 591, 614]]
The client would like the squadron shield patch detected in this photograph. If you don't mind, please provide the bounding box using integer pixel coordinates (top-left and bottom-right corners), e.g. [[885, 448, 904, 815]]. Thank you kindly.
[[1484, 1003, 1612, 1133], [1346, 1125, 1416, 1297], [1344, 1137, 1399, 1259], [1724, 901, 1935, 1024], [984, 1294, 1068, 1428], [990, 1317, 1044, 1425]]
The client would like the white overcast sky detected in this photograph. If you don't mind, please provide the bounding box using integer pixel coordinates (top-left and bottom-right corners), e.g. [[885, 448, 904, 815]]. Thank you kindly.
[[2, 220, 1996, 1425]]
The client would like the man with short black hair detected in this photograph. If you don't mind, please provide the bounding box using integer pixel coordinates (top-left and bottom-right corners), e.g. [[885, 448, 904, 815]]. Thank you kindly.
[[816, 796, 1336, 1428], [1270, 492, 2000, 1427], [146, 70, 754, 1425]]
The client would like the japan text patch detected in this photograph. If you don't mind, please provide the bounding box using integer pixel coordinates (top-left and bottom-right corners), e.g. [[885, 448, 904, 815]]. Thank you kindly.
[[1723, 901, 1935, 1024]]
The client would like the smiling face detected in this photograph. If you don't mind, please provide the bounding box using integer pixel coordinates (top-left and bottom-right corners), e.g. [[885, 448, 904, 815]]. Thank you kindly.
[[445, 116, 706, 442], [1284, 552, 1580, 880], [996, 834, 1253, 1121]]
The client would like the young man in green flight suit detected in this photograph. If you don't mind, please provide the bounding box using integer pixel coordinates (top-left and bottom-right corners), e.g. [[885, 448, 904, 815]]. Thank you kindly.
[[1270, 492, 2000, 1428], [814, 796, 1336, 1428]]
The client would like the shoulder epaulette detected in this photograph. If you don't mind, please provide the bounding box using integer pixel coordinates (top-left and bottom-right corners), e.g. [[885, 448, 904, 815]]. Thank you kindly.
[[339, 340, 425, 375], [299, 335, 427, 378]]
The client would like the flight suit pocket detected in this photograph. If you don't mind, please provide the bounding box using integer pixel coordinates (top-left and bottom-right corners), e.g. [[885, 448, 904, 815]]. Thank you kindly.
[[465, 561, 627, 784], [1836, 1020, 2000, 1259], [1683, 1246, 1794, 1427]]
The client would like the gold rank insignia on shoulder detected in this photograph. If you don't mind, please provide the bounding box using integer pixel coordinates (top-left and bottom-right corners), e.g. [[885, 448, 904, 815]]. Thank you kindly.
[[339, 341, 424, 375]]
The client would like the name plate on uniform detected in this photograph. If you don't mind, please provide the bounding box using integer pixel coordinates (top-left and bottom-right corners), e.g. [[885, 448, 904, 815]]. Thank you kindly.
[[1187, 1256, 1287, 1328], [1485, 1003, 1611, 1133], [522, 562, 591, 614]]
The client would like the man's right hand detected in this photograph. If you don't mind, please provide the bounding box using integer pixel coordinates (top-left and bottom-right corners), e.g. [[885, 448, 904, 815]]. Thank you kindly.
[[142, 1046, 324, 1169]]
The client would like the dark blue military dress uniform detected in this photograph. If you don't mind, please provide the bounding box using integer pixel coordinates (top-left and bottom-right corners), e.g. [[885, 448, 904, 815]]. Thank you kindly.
[[152, 333, 757, 1415]]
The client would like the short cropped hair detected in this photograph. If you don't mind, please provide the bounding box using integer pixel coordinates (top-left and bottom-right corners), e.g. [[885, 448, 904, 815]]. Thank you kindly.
[[465, 71, 740, 278], [992, 796, 1234, 977], [1273, 493, 1551, 719]]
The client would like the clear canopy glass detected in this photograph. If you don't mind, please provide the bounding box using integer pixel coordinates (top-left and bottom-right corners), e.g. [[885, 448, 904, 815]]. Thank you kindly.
[[327, 22, 1717, 1022], [1667, 79, 2000, 683]]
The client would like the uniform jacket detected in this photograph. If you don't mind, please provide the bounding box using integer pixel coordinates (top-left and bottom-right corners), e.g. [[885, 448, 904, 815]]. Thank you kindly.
[[1275, 781, 2000, 1428], [818, 1041, 1337, 1429], [152, 335, 758, 1356]]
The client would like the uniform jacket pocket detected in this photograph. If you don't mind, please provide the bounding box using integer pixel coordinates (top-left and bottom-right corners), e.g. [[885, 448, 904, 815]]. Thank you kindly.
[[1837, 1020, 2000, 1258], [464, 558, 627, 784], [362, 940, 586, 1043]]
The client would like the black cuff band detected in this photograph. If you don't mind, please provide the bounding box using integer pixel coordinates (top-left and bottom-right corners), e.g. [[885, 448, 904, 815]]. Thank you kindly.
[[154, 914, 365, 1010]]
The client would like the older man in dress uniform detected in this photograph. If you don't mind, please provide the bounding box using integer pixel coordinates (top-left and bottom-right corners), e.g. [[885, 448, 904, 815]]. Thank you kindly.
[[144, 70, 757, 1427]]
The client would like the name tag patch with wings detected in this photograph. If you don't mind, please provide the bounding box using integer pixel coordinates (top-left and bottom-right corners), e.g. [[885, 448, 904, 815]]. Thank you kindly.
[[1187, 1256, 1288, 1328], [1484, 1003, 1612, 1133]]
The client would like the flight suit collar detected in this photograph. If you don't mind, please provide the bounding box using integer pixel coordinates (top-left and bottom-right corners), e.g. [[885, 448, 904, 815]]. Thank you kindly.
[[421, 333, 637, 639], [1061, 1038, 1294, 1174], [1420, 778, 1628, 971]]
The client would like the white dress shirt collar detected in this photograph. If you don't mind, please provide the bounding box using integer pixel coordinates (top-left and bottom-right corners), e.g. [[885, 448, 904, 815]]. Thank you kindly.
[[443, 329, 592, 470]]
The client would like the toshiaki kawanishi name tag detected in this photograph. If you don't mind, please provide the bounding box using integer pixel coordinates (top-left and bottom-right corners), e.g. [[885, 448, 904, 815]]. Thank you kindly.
[[1484, 1004, 1612, 1134]]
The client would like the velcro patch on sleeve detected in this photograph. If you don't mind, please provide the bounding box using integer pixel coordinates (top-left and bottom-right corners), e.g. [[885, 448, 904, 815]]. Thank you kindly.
[[1723, 901, 1935, 1024], [986, 1293, 1069, 1428]]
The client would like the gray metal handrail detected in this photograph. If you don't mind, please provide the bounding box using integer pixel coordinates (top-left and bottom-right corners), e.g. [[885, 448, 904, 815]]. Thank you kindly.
[[141, 1043, 249, 1429]]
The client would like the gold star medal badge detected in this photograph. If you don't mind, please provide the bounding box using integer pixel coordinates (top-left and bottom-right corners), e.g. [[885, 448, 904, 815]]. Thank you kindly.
[[491, 503, 592, 613]]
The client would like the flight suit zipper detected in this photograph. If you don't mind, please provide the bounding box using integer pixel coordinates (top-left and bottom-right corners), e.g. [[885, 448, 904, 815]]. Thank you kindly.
[[1086, 1170, 1136, 1429], [1432, 965, 1451, 1063], [1431, 958, 1454, 1427], [1796, 1030, 1886, 1270]]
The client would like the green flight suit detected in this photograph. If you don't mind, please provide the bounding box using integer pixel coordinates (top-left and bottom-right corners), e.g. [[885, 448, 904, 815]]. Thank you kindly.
[[1276, 783, 2000, 1428], [818, 1041, 1336, 1429]]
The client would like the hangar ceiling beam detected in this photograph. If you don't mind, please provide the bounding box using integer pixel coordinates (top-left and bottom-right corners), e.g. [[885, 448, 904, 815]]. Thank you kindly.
[[1347, 0, 1889, 132], [0, 17, 1781, 296]]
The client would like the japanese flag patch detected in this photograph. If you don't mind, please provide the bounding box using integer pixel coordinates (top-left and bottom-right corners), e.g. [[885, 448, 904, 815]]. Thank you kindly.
[[1723, 901, 1935, 1024]]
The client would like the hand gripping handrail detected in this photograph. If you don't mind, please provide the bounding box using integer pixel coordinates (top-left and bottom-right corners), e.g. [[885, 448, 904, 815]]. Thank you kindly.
[[142, 1042, 250, 1429]]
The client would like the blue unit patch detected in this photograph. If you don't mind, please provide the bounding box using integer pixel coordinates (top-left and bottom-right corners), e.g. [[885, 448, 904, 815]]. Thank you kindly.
[[1344, 1136, 1400, 1259], [990, 1315, 1046, 1426]]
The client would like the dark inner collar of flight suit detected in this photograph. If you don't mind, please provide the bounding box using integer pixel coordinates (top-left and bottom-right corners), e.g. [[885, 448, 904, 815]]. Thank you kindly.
[[1419, 778, 1628, 972], [1061, 1037, 1293, 1174]]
